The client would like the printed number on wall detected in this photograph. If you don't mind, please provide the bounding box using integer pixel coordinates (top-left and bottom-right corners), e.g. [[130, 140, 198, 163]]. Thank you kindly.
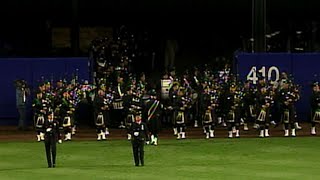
[[247, 66, 280, 84]]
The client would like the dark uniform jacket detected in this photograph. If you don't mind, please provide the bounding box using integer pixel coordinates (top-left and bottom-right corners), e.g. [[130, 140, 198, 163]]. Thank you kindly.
[[130, 122, 149, 141], [43, 119, 60, 138], [311, 91, 320, 113]]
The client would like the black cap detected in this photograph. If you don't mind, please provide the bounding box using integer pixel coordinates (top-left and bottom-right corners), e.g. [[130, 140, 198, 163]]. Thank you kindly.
[[312, 81, 319, 87], [148, 89, 157, 96], [134, 110, 142, 116]]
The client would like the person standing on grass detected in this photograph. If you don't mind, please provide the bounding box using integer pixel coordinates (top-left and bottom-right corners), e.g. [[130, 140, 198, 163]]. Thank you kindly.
[[93, 89, 110, 141], [225, 83, 241, 138], [173, 87, 188, 140], [311, 82, 320, 135], [256, 85, 272, 138], [279, 80, 298, 137], [14, 79, 30, 130], [44, 112, 59, 168], [32, 91, 47, 142], [145, 89, 161, 145], [130, 112, 149, 166]]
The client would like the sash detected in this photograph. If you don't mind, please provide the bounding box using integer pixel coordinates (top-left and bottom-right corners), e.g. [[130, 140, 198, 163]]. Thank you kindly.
[[118, 85, 124, 97], [203, 110, 212, 123], [249, 105, 256, 118], [148, 100, 159, 121]]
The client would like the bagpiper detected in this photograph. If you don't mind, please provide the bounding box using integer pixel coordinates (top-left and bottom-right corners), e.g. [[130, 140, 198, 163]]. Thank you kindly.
[[279, 80, 298, 137], [60, 91, 74, 141], [123, 86, 135, 140], [225, 83, 241, 138], [201, 86, 218, 139], [173, 87, 188, 139], [93, 89, 110, 140], [242, 80, 258, 131], [112, 75, 126, 128], [311, 82, 320, 135], [256, 85, 272, 138], [145, 89, 161, 145], [32, 91, 47, 141]]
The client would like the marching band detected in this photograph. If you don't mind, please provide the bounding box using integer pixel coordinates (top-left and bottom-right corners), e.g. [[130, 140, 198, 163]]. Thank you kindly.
[[31, 63, 320, 144]]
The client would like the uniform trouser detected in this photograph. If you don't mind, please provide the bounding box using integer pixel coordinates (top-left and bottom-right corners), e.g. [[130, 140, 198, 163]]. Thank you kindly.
[[58, 126, 63, 140], [203, 122, 214, 132], [149, 117, 160, 138], [18, 107, 26, 130], [132, 140, 145, 166], [44, 135, 57, 166], [172, 111, 177, 129], [126, 114, 135, 134]]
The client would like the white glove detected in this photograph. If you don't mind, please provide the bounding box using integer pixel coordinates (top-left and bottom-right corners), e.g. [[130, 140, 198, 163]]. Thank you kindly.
[[134, 132, 139, 136]]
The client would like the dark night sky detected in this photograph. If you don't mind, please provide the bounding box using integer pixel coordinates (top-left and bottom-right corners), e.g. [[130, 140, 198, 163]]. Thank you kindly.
[[0, 0, 319, 29], [0, 0, 319, 57]]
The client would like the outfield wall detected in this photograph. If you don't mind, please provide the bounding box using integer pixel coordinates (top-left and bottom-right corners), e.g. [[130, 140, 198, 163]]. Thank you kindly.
[[0, 57, 90, 125], [235, 53, 320, 121]]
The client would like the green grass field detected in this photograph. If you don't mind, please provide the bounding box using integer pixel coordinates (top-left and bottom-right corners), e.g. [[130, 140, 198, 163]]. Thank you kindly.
[[1, 137, 320, 180]]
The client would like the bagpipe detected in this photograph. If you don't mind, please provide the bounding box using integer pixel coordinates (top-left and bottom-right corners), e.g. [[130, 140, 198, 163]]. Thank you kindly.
[[283, 90, 297, 106], [104, 92, 114, 109], [233, 87, 244, 108], [181, 96, 193, 110]]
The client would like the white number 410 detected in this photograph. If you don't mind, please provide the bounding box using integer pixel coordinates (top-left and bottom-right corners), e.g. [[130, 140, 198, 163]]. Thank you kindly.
[[246, 66, 280, 84]]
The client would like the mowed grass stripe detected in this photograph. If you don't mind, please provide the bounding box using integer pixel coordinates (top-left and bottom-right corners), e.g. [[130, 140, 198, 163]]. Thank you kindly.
[[0, 138, 320, 180]]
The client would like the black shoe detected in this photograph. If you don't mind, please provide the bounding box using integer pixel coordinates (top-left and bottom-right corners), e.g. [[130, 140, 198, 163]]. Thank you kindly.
[[135, 164, 139, 166], [48, 165, 52, 168], [53, 164, 56, 168]]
